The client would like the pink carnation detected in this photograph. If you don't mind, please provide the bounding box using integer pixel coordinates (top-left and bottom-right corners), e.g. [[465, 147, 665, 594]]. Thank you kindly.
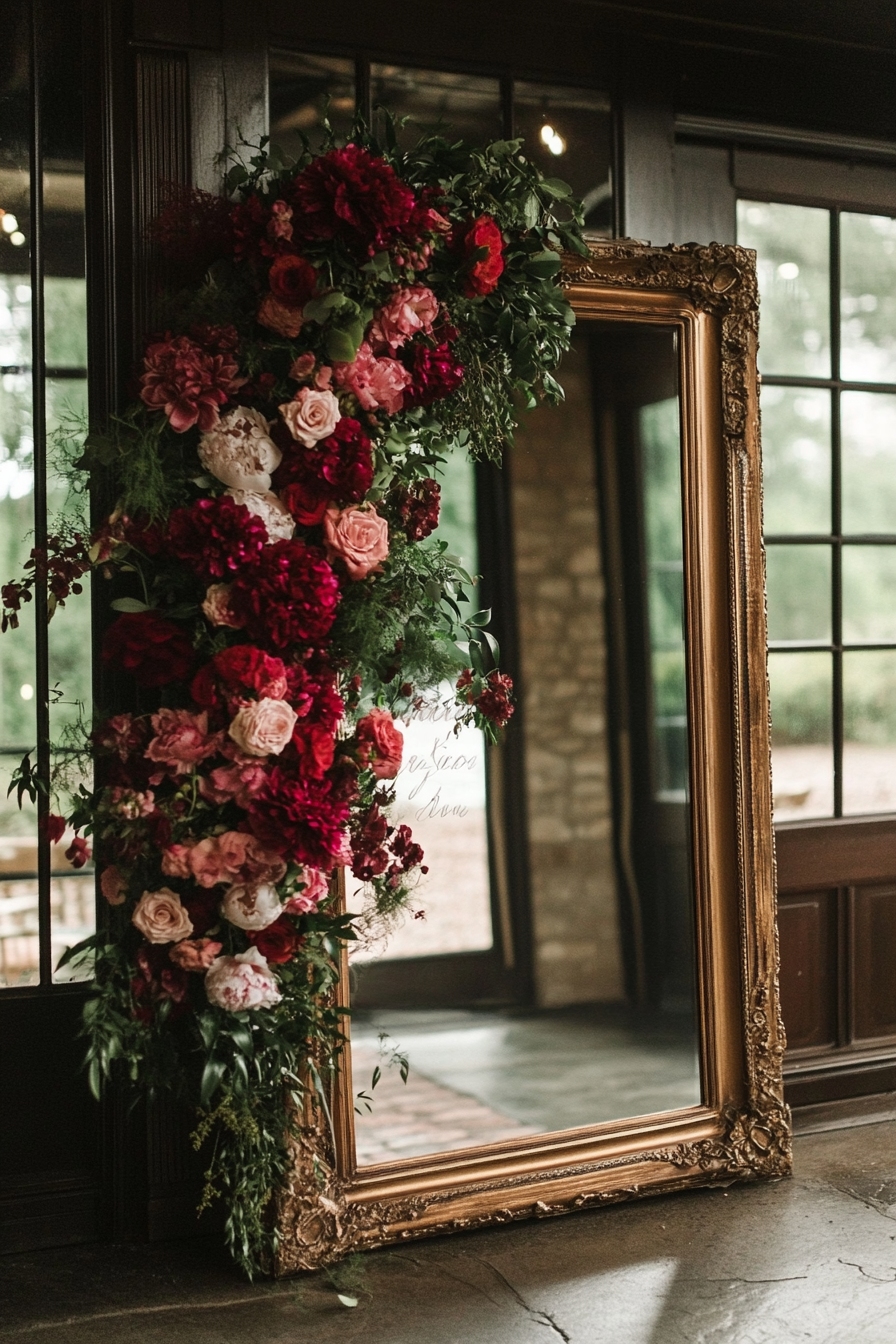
[[140, 331, 244, 434], [369, 286, 439, 352], [145, 708, 220, 776], [333, 342, 411, 415]]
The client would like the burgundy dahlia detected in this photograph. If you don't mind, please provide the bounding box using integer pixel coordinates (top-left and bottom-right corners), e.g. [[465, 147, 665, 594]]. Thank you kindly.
[[274, 416, 374, 524], [229, 539, 340, 650], [101, 612, 195, 688], [248, 767, 351, 869], [289, 145, 422, 257], [404, 341, 464, 408], [167, 496, 269, 583]]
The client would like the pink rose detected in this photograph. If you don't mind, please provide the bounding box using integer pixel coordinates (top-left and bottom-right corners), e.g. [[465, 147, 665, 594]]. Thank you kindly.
[[369, 286, 439, 352], [198, 406, 281, 492], [279, 387, 340, 447], [323, 504, 389, 580], [228, 698, 298, 757], [284, 866, 330, 915], [145, 708, 219, 776], [333, 342, 411, 415], [132, 887, 194, 944], [220, 881, 284, 931], [199, 757, 268, 809], [169, 937, 223, 971], [268, 199, 293, 242], [165, 832, 287, 889], [289, 352, 316, 381], [201, 583, 242, 628], [356, 707, 404, 779], [257, 293, 304, 338], [204, 947, 282, 1011], [225, 489, 294, 542], [100, 865, 127, 906]]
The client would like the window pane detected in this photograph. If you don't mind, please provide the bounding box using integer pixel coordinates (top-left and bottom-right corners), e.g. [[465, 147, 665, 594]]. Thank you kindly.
[[840, 211, 896, 384], [843, 650, 896, 815], [768, 651, 833, 820], [268, 51, 355, 156], [358, 448, 493, 961], [737, 200, 830, 378], [370, 65, 501, 146], [765, 544, 831, 643], [843, 546, 896, 643], [514, 82, 613, 236], [841, 391, 896, 534], [760, 385, 831, 535]]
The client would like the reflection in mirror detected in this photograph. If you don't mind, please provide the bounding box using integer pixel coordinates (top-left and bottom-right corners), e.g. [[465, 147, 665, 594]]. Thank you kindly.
[[349, 326, 701, 1166]]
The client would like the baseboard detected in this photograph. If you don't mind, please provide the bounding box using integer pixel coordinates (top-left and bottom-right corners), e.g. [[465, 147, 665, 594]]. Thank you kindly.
[[791, 1090, 896, 1135]]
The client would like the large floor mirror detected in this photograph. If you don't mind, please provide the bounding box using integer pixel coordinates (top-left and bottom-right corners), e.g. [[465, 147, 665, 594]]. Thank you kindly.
[[276, 242, 789, 1272]]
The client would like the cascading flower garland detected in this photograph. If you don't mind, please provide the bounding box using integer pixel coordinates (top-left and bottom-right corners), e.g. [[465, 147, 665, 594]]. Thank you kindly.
[[2, 117, 586, 1275]]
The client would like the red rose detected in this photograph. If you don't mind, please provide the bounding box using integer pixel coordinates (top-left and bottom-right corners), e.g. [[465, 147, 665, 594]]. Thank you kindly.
[[167, 495, 269, 583], [102, 612, 195, 688], [65, 836, 91, 868], [193, 646, 289, 711], [229, 539, 340, 650], [268, 254, 317, 309], [459, 214, 505, 297], [293, 723, 336, 779], [246, 915, 301, 964], [356, 708, 404, 779], [457, 668, 514, 729]]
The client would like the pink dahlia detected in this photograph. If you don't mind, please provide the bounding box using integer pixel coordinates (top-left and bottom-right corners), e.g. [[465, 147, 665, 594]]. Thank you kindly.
[[140, 329, 243, 433]]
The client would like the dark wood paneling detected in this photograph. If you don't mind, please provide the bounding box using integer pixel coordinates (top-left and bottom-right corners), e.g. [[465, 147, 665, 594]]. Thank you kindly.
[[775, 816, 896, 892], [852, 884, 896, 1042], [777, 891, 838, 1052], [352, 951, 510, 1010]]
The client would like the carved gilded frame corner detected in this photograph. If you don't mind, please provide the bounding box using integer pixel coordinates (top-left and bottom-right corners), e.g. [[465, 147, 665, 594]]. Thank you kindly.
[[272, 241, 789, 1274]]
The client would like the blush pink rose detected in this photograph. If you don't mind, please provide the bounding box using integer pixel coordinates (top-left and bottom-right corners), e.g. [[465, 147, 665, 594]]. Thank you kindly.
[[225, 488, 295, 542], [204, 947, 282, 1011], [145, 708, 220, 776], [228, 698, 298, 757], [279, 386, 340, 447], [356, 707, 404, 779], [201, 583, 242, 628], [323, 504, 389, 580], [258, 293, 304, 338], [369, 285, 439, 352], [132, 887, 193, 944], [169, 937, 223, 971], [284, 866, 330, 915], [199, 757, 268, 809], [334, 342, 411, 415], [198, 406, 281, 492], [100, 865, 128, 906], [220, 881, 284, 931]]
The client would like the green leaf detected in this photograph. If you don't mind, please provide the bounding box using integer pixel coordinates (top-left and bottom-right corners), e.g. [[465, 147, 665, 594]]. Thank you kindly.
[[229, 1022, 253, 1057], [110, 597, 152, 613], [522, 192, 540, 229], [540, 176, 573, 198], [524, 251, 562, 279], [303, 290, 348, 323], [325, 325, 362, 363], [337, 1295, 358, 1309], [468, 608, 492, 627], [200, 1057, 227, 1108]]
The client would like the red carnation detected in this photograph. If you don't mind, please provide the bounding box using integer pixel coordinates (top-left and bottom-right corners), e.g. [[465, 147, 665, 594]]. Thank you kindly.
[[273, 416, 374, 524], [457, 667, 514, 729], [248, 767, 351, 869], [139, 330, 243, 434], [290, 145, 422, 257], [268, 254, 317, 309], [246, 915, 302, 964], [167, 495, 269, 583], [102, 612, 195, 688], [404, 341, 464, 408], [393, 477, 441, 541], [458, 214, 505, 298], [229, 539, 340, 651]]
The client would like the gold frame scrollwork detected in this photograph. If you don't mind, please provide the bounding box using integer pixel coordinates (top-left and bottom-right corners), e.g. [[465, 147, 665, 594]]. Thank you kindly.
[[273, 241, 789, 1274]]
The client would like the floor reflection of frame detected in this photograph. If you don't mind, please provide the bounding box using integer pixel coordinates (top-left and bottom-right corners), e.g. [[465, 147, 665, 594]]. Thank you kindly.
[[351, 1005, 701, 1165]]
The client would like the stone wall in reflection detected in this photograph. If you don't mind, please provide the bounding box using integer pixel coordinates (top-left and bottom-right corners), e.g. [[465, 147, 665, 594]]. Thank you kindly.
[[510, 341, 624, 1007]]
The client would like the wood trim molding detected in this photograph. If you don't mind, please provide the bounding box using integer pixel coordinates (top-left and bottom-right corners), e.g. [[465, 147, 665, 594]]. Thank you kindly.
[[775, 816, 896, 891]]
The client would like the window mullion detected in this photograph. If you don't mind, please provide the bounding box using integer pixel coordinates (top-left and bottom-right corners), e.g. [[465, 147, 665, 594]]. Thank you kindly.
[[830, 208, 844, 819]]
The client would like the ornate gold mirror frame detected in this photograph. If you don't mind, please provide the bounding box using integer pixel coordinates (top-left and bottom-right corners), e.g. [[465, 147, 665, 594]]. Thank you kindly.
[[273, 241, 790, 1274]]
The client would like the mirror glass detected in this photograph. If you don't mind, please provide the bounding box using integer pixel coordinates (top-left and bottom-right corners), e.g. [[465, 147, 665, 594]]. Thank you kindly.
[[349, 324, 701, 1166]]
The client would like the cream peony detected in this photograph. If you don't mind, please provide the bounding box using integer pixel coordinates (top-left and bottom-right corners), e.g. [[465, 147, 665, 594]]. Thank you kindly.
[[228, 697, 298, 757], [279, 387, 340, 447], [204, 947, 282, 1011], [225, 488, 295, 542], [132, 887, 193, 944], [220, 882, 284, 931], [198, 406, 282, 492], [201, 583, 242, 628]]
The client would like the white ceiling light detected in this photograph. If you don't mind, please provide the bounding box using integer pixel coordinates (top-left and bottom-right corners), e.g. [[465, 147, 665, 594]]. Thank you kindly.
[[1, 213, 18, 234]]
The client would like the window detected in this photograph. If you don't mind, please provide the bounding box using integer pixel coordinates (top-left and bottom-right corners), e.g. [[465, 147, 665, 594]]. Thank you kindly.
[[739, 200, 896, 822]]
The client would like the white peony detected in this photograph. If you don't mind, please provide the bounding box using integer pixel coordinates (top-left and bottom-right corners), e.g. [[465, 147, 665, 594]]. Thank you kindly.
[[198, 407, 282, 491], [220, 881, 284, 931], [224, 488, 294, 542], [204, 947, 282, 1011]]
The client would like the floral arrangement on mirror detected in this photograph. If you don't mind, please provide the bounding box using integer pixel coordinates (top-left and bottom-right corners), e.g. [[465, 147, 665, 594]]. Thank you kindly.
[[1, 117, 586, 1276]]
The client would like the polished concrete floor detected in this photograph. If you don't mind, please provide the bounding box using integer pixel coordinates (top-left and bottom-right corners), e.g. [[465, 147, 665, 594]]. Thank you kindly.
[[3, 1111, 896, 1342]]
